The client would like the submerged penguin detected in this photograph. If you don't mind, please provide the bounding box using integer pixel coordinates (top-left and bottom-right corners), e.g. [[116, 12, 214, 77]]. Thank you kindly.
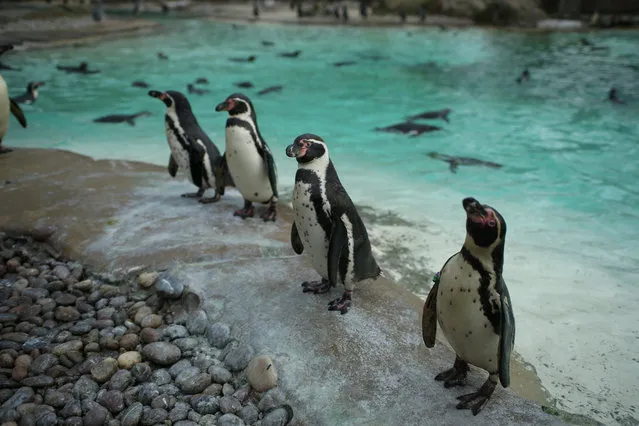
[[149, 90, 232, 203], [0, 45, 27, 155], [422, 197, 515, 415], [215, 93, 278, 221], [286, 134, 381, 314], [11, 81, 43, 103]]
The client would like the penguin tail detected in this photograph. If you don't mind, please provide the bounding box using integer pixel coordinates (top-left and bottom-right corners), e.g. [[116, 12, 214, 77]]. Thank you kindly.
[[126, 119, 136, 127]]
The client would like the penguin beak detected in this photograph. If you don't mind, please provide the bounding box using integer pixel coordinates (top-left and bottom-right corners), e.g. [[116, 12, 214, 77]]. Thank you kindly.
[[215, 99, 234, 112], [285, 144, 298, 157], [462, 197, 487, 217], [148, 90, 166, 101]]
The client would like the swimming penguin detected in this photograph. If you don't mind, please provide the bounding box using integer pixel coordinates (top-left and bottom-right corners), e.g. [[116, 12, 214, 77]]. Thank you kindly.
[[157, 52, 169, 60], [187, 84, 210, 95], [426, 152, 502, 173], [234, 81, 254, 89], [422, 197, 515, 415], [149, 90, 232, 203], [56, 62, 100, 74], [286, 134, 381, 314], [93, 111, 151, 126], [195, 77, 209, 84], [333, 61, 357, 67], [608, 88, 625, 104], [132, 80, 150, 88], [375, 121, 441, 136], [229, 56, 256, 63], [278, 50, 301, 58], [0, 45, 27, 155], [257, 85, 283, 96], [407, 108, 451, 123], [12, 82, 46, 105], [215, 93, 278, 221], [515, 69, 530, 84]]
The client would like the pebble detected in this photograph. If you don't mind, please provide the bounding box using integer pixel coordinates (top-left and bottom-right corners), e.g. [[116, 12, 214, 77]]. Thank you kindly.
[[207, 323, 231, 349], [218, 413, 246, 426], [60, 400, 82, 418], [174, 421, 198, 426], [224, 344, 254, 372], [120, 402, 143, 426], [239, 404, 260, 424], [72, 375, 99, 401], [2, 386, 34, 409], [21, 374, 54, 387], [142, 342, 181, 365], [185, 309, 208, 335], [90, 357, 119, 383], [191, 395, 219, 415], [138, 382, 160, 405], [169, 359, 192, 378], [52, 339, 83, 356], [164, 324, 188, 340], [54, 306, 80, 322], [30, 353, 58, 375], [140, 314, 162, 328], [43, 389, 69, 408], [261, 405, 294, 426], [168, 401, 190, 422], [118, 351, 142, 369], [131, 363, 152, 383], [138, 272, 158, 288], [151, 393, 176, 410], [173, 336, 199, 352], [108, 369, 133, 391], [142, 407, 168, 425], [139, 327, 161, 344], [84, 406, 109, 426], [219, 396, 242, 414], [247, 355, 278, 392], [119, 334, 139, 350], [52, 265, 71, 280], [209, 365, 233, 384], [151, 369, 172, 386], [97, 390, 125, 414], [156, 277, 184, 299]]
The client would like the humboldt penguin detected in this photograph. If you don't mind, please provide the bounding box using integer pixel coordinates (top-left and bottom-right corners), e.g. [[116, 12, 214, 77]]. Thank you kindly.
[[12, 82, 45, 105], [422, 197, 515, 415], [93, 111, 151, 126], [56, 62, 100, 74], [286, 134, 381, 314], [375, 121, 441, 136], [215, 93, 278, 221], [0, 44, 27, 155], [149, 90, 232, 203]]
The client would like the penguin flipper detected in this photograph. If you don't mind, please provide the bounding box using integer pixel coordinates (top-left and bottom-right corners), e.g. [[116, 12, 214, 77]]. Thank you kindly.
[[328, 219, 347, 289], [291, 222, 304, 255], [10, 98, 27, 128], [168, 154, 178, 177], [264, 149, 278, 199], [187, 138, 206, 188], [498, 276, 515, 388], [422, 281, 438, 348]]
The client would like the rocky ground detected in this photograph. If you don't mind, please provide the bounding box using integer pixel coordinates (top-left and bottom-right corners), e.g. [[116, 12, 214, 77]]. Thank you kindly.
[[0, 231, 293, 426]]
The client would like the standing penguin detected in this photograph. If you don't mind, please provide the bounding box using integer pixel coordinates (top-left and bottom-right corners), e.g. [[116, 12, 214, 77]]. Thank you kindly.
[[0, 44, 27, 155], [285, 134, 381, 314], [422, 197, 515, 415], [148, 90, 232, 203], [215, 93, 278, 221], [13, 82, 46, 105]]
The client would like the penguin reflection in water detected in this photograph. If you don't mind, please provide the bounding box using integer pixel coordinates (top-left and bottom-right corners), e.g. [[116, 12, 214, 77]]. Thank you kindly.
[[148, 90, 232, 203], [422, 197, 515, 415], [286, 134, 381, 314], [215, 93, 278, 221]]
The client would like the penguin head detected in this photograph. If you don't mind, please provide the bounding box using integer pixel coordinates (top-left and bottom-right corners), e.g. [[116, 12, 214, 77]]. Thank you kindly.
[[462, 197, 506, 251], [28, 82, 45, 93], [79, 62, 88, 71], [148, 90, 191, 111], [286, 134, 327, 164], [215, 93, 255, 117]]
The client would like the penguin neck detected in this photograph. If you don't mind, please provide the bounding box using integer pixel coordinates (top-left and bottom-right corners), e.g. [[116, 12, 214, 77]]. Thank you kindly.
[[31, 88, 38, 99], [230, 111, 254, 124], [462, 236, 504, 277], [297, 154, 330, 174]]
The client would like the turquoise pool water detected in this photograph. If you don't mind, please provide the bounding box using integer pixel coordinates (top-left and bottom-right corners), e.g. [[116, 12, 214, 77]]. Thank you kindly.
[[3, 19, 639, 424]]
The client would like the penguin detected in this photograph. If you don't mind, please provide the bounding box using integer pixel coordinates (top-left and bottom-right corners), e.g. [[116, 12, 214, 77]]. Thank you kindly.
[[285, 134, 381, 314], [13, 82, 45, 105], [215, 93, 278, 221], [0, 44, 27, 155], [422, 197, 515, 415], [148, 90, 232, 203]]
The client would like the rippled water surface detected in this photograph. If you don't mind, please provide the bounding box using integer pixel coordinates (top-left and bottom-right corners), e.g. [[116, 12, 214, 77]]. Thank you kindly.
[[3, 19, 639, 424]]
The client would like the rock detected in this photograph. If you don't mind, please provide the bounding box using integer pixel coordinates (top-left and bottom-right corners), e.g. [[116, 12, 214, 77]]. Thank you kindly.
[[139, 314, 162, 329], [97, 307, 116, 321], [142, 342, 181, 366], [168, 359, 192, 378], [118, 351, 141, 369], [21, 287, 49, 300], [139, 328, 160, 344], [138, 272, 158, 288], [258, 388, 285, 412], [174, 421, 198, 426], [151, 369, 172, 386], [131, 363, 152, 383], [168, 401, 189, 422], [60, 400, 82, 418], [84, 342, 100, 352], [137, 382, 160, 405], [54, 293, 77, 306], [97, 390, 124, 414], [164, 324, 188, 340], [151, 393, 176, 410], [53, 339, 83, 356], [261, 406, 293, 426], [191, 395, 219, 415], [239, 404, 259, 425], [30, 353, 58, 375], [43, 389, 69, 408], [178, 372, 211, 394], [123, 386, 140, 407], [185, 310, 207, 335], [247, 355, 277, 392], [83, 406, 109, 426], [222, 383, 234, 396], [156, 278, 183, 300], [158, 383, 180, 396], [11, 355, 30, 381], [73, 280, 93, 292], [52, 265, 71, 280], [21, 374, 54, 387], [119, 334, 139, 351], [173, 337, 199, 352], [72, 375, 99, 401], [218, 413, 245, 426], [22, 337, 49, 350], [224, 344, 254, 372], [209, 366, 232, 384], [5, 257, 20, 272], [66, 416, 83, 426], [108, 369, 133, 391], [206, 323, 230, 349], [200, 414, 217, 426], [120, 402, 143, 426], [90, 357, 118, 383], [141, 407, 167, 425], [232, 386, 250, 404], [202, 383, 223, 396], [219, 396, 242, 414], [1, 387, 34, 409], [69, 320, 94, 335]]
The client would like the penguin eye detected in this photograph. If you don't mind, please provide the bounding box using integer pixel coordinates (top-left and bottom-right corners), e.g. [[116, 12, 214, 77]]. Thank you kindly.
[[488, 220, 496, 227]]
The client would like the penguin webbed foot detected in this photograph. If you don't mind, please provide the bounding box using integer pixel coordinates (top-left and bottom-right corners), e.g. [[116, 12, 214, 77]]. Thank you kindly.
[[435, 357, 469, 388], [234, 201, 255, 219], [0, 146, 13, 155], [328, 291, 352, 314], [455, 377, 497, 416], [260, 202, 277, 222], [199, 193, 221, 204], [301, 279, 330, 294], [181, 187, 206, 199]]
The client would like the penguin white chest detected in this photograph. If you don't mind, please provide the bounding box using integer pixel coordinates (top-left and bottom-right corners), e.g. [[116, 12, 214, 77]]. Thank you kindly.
[[0, 76, 9, 140], [292, 180, 330, 279], [437, 254, 500, 373], [225, 125, 273, 203], [164, 120, 192, 184]]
